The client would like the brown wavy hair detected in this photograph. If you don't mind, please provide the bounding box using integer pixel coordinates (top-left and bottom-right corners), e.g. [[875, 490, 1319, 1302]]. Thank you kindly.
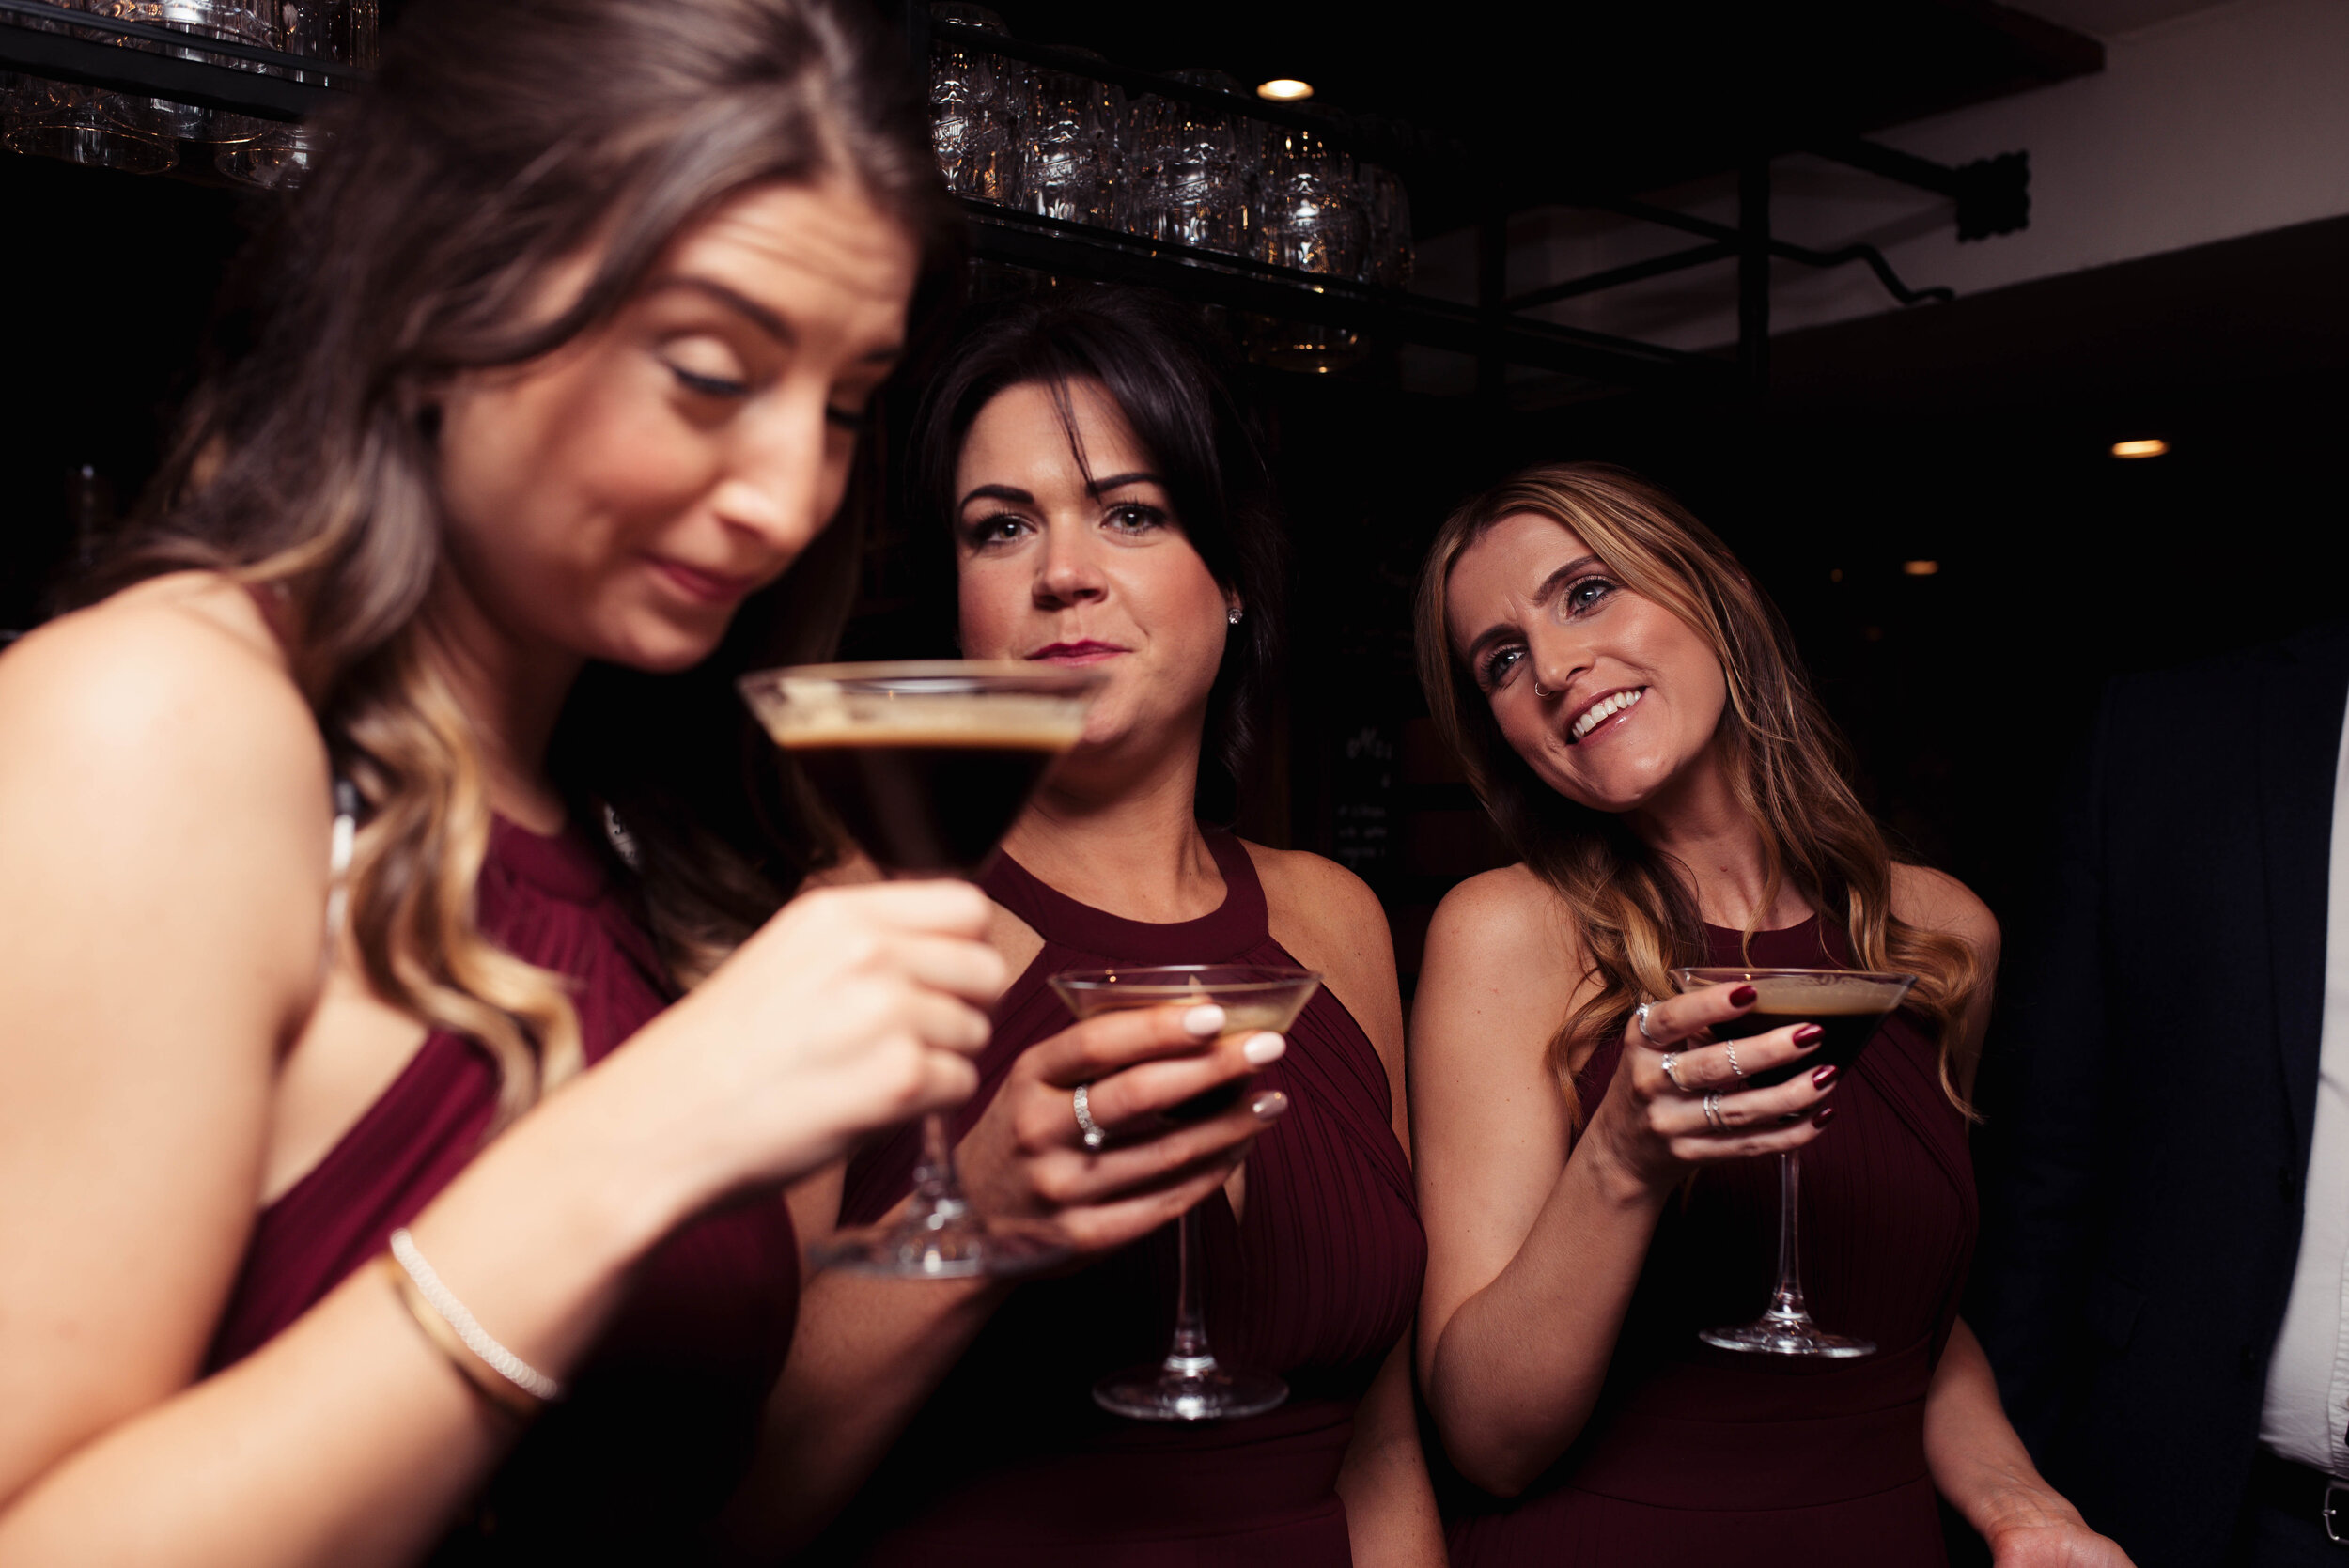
[[84, 0, 957, 1126], [1413, 462, 1983, 1125]]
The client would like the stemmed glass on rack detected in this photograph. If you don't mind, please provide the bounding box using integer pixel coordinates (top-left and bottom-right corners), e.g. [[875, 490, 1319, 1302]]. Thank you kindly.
[[1048, 964, 1320, 1421], [739, 660, 1104, 1278], [1671, 965, 1917, 1359]]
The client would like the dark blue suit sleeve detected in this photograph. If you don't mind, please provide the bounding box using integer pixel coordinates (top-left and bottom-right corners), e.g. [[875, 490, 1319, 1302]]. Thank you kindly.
[[1967, 685, 2118, 1459]]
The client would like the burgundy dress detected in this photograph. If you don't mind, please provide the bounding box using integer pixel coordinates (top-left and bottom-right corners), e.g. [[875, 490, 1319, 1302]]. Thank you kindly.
[[813, 832, 1425, 1567], [205, 818, 801, 1564], [1445, 915, 1976, 1567]]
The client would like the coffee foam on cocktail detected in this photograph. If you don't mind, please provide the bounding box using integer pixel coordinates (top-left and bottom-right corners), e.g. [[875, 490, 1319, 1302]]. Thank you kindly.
[[1736, 974, 1913, 1015], [756, 684, 1090, 747]]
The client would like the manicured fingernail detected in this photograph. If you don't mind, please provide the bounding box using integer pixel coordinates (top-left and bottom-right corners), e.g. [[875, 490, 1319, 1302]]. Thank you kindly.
[[1184, 1004, 1226, 1037], [1243, 1032, 1286, 1065], [1812, 1104, 1837, 1128], [1730, 985, 1757, 1006], [1252, 1091, 1290, 1120], [1795, 1024, 1824, 1048], [1812, 1064, 1839, 1089]]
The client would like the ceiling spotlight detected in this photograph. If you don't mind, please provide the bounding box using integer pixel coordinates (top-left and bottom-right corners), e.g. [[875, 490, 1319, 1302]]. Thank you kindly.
[[1902, 560, 1940, 577], [1256, 78, 1314, 101], [2110, 438, 2170, 459]]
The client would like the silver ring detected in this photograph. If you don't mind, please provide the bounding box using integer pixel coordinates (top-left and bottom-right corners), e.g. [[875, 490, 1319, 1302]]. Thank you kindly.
[[1660, 1052, 1689, 1093], [1072, 1083, 1107, 1151], [1703, 1091, 1726, 1131], [1724, 1043, 1745, 1079], [1634, 1001, 1664, 1047]]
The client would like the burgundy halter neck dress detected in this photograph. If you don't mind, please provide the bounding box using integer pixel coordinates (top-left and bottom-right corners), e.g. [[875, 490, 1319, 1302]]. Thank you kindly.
[[204, 818, 801, 1563], [1443, 913, 1977, 1566], [814, 831, 1426, 1566]]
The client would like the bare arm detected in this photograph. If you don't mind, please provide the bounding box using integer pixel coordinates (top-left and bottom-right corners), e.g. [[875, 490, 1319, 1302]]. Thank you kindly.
[[0, 592, 1002, 1566], [1890, 870, 2124, 1564], [1411, 870, 1834, 1497], [1926, 1320, 2133, 1567], [1258, 847, 1443, 1567]]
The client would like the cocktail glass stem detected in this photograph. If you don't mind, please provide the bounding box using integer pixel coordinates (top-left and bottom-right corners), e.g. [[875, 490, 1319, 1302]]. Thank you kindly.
[[908, 1112, 970, 1225], [1697, 1146, 1874, 1358], [1162, 1209, 1218, 1377], [1764, 1150, 1813, 1330], [1090, 1200, 1287, 1420]]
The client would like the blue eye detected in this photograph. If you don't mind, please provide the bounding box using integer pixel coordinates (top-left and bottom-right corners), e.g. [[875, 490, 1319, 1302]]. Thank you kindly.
[[1480, 646, 1523, 688], [1561, 576, 1617, 616]]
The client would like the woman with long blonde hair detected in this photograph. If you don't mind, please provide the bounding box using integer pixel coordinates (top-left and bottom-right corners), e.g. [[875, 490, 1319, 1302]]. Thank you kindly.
[[0, 1, 1017, 1561], [1408, 462, 2126, 1565]]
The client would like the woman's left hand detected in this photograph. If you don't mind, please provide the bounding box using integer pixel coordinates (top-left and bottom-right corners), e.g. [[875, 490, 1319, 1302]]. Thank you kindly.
[[1983, 1510, 2136, 1567]]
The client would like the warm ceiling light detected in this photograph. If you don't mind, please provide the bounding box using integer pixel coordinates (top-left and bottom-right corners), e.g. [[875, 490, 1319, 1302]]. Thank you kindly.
[[1256, 78, 1314, 101], [1902, 560, 1940, 577], [2110, 438, 2170, 458]]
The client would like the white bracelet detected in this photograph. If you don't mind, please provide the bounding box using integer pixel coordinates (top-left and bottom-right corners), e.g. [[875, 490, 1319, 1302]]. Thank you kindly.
[[387, 1228, 565, 1405]]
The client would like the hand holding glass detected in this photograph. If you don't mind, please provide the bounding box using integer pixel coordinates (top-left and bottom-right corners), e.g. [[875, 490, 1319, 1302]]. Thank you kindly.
[[1671, 966, 1916, 1358], [1050, 964, 1319, 1421], [739, 661, 1102, 1277]]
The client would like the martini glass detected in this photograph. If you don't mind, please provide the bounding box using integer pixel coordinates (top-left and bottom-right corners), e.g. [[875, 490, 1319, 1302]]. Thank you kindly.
[[1671, 965, 1916, 1358], [1049, 964, 1321, 1421], [740, 660, 1103, 1277]]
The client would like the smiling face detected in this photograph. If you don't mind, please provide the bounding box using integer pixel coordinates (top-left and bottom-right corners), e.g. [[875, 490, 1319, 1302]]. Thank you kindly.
[[1446, 510, 1731, 816], [952, 378, 1234, 768], [432, 179, 919, 675]]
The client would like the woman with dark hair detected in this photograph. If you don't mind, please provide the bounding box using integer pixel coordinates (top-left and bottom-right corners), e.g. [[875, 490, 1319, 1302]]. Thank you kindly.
[[0, 0, 1009, 1560], [757, 288, 1439, 1566], [1408, 462, 2127, 1565]]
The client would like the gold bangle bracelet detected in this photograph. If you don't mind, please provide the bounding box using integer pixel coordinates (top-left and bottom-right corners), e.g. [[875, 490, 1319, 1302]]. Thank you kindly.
[[381, 1254, 545, 1421]]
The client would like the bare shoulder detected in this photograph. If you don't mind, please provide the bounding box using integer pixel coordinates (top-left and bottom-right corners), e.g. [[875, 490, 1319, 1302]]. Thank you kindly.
[[0, 572, 332, 983], [1425, 863, 1579, 977], [1889, 862, 2000, 962], [1243, 840, 1391, 957], [0, 572, 321, 785]]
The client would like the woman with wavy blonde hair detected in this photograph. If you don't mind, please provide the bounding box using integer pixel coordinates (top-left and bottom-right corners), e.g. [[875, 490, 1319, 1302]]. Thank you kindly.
[[0, 0, 1019, 1561], [1408, 462, 2127, 1565]]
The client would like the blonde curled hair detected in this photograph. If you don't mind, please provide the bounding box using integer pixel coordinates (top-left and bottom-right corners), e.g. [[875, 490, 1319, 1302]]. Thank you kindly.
[[1413, 462, 1983, 1128], [86, 0, 956, 1126]]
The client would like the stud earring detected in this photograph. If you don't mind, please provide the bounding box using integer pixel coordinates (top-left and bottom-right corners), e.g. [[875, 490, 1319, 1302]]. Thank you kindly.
[[1227, 606, 1244, 627]]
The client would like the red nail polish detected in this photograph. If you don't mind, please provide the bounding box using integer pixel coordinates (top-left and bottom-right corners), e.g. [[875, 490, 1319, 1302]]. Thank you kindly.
[[1812, 1105, 1837, 1128], [1812, 1064, 1839, 1089], [1795, 1024, 1824, 1047], [1729, 985, 1757, 1007]]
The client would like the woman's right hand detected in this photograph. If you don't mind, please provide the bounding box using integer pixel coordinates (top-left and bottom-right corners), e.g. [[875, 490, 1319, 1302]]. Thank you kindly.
[[955, 1002, 1289, 1255], [1584, 980, 1837, 1195], [615, 879, 1007, 1203]]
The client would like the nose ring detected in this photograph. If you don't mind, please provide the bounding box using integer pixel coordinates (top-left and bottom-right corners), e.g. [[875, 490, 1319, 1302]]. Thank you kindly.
[[1532, 678, 1553, 699]]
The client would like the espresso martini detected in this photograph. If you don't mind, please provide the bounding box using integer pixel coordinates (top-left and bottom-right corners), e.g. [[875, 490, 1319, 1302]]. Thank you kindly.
[[1672, 965, 1917, 1358], [739, 661, 1102, 1278]]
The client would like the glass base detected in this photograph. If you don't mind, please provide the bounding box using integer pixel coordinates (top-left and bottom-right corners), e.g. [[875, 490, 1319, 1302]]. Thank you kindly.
[[1093, 1359, 1288, 1421], [809, 1210, 1068, 1280], [1699, 1313, 1875, 1359]]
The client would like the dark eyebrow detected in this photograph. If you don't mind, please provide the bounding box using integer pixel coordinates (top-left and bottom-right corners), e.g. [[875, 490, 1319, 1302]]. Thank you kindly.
[[958, 483, 1034, 511], [1086, 471, 1162, 496], [1460, 554, 1606, 662]]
